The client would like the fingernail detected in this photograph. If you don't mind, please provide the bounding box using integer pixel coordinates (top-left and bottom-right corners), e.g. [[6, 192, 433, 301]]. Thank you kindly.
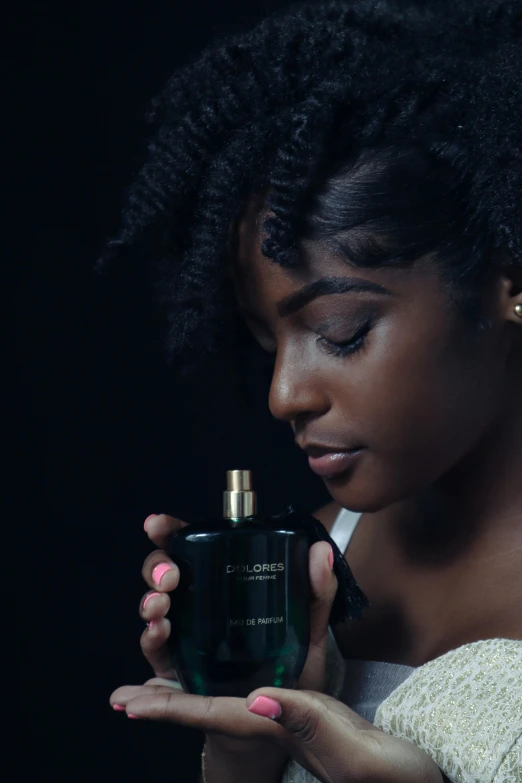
[[112, 704, 125, 712], [143, 591, 161, 610], [127, 713, 140, 719], [147, 620, 156, 630], [248, 696, 282, 719], [328, 545, 334, 570], [152, 563, 172, 586], [144, 514, 157, 531]]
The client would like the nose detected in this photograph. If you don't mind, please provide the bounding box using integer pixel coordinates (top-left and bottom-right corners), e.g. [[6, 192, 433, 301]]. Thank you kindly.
[[268, 346, 330, 423]]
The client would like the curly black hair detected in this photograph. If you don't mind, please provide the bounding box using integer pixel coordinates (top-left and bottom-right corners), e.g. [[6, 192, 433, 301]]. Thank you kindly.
[[96, 0, 522, 375]]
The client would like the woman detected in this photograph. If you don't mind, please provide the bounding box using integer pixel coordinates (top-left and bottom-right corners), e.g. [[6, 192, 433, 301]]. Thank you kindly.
[[104, 1, 522, 780]]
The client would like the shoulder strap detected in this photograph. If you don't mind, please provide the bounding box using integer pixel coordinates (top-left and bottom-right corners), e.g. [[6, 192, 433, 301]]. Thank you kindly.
[[329, 507, 362, 555]]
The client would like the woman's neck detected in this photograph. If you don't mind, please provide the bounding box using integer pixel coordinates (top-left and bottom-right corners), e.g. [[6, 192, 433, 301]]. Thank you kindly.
[[335, 379, 522, 665], [397, 386, 522, 567]]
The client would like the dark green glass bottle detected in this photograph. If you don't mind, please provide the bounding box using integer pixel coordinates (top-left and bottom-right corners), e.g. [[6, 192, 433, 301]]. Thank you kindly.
[[167, 470, 311, 697]]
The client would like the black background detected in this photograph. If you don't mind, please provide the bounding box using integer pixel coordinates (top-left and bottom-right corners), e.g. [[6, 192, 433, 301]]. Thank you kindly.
[[14, 2, 330, 780]]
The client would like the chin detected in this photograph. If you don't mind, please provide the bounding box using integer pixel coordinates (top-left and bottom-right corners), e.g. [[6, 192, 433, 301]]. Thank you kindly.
[[324, 464, 420, 514], [325, 480, 388, 514], [332, 493, 390, 514]]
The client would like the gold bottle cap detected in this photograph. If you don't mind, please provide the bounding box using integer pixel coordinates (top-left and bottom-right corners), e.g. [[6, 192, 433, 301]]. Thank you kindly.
[[223, 470, 257, 519]]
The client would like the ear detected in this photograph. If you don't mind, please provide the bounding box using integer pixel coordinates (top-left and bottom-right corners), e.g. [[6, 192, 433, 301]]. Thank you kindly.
[[497, 265, 522, 325]]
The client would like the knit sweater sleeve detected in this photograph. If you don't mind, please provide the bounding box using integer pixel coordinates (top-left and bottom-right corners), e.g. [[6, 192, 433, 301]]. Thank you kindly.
[[374, 638, 522, 783]]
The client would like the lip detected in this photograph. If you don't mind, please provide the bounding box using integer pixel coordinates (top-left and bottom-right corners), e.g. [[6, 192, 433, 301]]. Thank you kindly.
[[307, 449, 362, 479]]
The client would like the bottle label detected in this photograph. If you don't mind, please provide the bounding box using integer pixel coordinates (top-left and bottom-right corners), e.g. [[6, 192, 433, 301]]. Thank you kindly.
[[229, 616, 284, 627]]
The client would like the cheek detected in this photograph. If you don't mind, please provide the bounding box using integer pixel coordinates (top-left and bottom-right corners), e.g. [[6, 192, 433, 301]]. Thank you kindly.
[[333, 318, 502, 499]]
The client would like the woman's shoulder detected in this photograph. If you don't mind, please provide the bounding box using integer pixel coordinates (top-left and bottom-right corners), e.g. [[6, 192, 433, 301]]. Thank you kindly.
[[374, 638, 522, 782]]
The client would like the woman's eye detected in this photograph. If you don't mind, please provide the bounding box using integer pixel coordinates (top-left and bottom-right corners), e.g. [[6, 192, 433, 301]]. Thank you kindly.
[[317, 322, 371, 358]]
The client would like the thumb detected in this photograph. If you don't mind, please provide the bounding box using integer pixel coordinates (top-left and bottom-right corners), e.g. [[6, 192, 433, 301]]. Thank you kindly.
[[298, 541, 337, 691], [247, 687, 446, 783], [246, 686, 330, 736], [246, 687, 368, 780]]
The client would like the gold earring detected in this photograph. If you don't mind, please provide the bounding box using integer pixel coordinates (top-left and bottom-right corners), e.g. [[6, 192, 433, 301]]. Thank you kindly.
[[515, 303, 522, 318]]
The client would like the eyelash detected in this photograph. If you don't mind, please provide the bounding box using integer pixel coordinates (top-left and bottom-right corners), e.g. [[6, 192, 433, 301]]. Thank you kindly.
[[257, 322, 371, 367], [317, 322, 371, 358]]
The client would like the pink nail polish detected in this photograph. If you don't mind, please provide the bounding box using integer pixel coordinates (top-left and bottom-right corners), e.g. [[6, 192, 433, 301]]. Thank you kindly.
[[248, 696, 282, 719], [152, 563, 172, 586], [127, 713, 140, 719], [143, 591, 161, 610], [112, 704, 126, 712], [144, 514, 157, 530], [328, 545, 334, 570]]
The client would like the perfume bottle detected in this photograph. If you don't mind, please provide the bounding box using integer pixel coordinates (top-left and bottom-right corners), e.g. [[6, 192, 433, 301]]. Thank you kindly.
[[167, 470, 311, 697]]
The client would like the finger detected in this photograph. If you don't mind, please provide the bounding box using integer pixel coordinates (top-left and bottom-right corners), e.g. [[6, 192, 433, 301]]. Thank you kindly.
[[111, 679, 181, 711], [113, 686, 288, 743], [298, 541, 337, 692], [111, 684, 172, 707], [140, 590, 171, 622], [140, 617, 178, 680], [142, 551, 180, 593], [143, 513, 189, 550], [144, 677, 181, 687]]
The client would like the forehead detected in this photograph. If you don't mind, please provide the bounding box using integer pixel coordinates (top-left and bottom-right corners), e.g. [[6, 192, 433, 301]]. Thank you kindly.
[[232, 199, 358, 315]]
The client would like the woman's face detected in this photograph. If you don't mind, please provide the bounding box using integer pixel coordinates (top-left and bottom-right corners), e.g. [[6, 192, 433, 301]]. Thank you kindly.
[[232, 201, 512, 512]]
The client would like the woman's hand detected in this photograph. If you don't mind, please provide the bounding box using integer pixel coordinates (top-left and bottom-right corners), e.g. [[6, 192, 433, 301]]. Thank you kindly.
[[112, 514, 443, 782], [134, 512, 338, 693], [111, 512, 338, 776], [111, 680, 443, 783]]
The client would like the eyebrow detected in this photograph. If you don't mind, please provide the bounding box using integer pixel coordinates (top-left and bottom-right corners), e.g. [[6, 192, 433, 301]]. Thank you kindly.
[[276, 276, 392, 318]]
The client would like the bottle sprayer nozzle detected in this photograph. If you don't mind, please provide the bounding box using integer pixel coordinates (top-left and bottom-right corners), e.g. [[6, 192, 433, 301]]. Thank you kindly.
[[227, 470, 252, 492], [224, 470, 256, 519]]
